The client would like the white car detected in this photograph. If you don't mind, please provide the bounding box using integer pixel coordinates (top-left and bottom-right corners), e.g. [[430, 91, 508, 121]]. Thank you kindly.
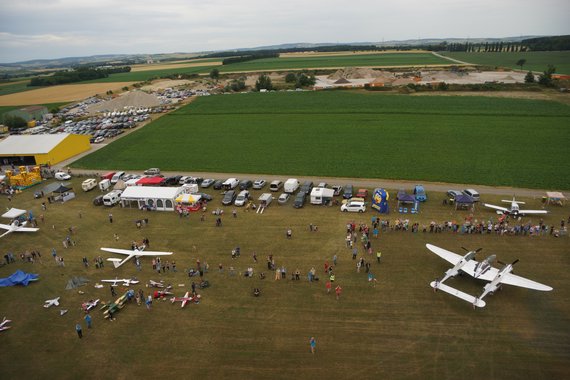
[[278, 193, 290, 205], [340, 201, 366, 213], [54, 172, 71, 181], [253, 179, 266, 189]]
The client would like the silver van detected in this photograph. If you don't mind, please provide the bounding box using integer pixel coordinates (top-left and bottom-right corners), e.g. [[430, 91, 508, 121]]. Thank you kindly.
[[462, 189, 480, 202], [269, 180, 283, 192]]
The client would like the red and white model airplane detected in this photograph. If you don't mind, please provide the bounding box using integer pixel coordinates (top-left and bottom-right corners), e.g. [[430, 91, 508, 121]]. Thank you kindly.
[[0, 317, 12, 331], [101, 246, 173, 268], [0, 209, 39, 238], [427, 244, 552, 308], [81, 299, 100, 312], [170, 291, 200, 308], [483, 196, 548, 217]]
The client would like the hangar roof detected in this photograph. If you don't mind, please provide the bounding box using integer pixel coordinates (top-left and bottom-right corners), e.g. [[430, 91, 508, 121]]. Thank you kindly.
[[0, 134, 71, 155]]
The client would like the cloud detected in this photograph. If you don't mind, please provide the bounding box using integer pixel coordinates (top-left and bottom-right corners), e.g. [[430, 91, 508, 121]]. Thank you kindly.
[[0, 0, 569, 62]]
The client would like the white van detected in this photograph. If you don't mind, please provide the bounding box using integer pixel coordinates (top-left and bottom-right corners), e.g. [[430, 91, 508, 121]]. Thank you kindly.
[[284, 178, 300, 194], [258, 193, 273, 207], [310, 187, 335, 205], [111, 171, 125, 184], [462, 189, 480, 202], [269, 180, 283, 192], [82, 178, 97, 192], [222, 178, 239, 190], [234, 190, 250, 207], [99, 179, 111, 192], [103, 190, 122, 207]]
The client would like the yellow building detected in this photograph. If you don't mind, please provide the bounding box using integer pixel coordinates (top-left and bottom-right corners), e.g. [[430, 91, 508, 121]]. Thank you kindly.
[[0, 133, 91, 166]]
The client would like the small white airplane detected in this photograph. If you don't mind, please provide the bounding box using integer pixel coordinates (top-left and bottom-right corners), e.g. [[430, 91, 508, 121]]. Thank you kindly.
[[44, 297, 60, 308], [483, 196, 548, 217], [0, 220, 39, 238], [81, 299, 100, 312], [101, 278, 140, 287], [147, 280, 166, 288], [100, 246, 173, 269], [170, 291, 200, 308], [0, 317, 12, 331], [427, 244, 553, 308]]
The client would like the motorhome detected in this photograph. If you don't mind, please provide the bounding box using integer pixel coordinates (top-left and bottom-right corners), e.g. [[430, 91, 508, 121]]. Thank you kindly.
[[99, 179, 111, 192], [103, 190, 122, 206], [310, 187, 335, 205]]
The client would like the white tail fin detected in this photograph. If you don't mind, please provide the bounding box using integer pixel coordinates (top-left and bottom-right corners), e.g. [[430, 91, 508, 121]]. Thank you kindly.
[[107, 258, 123, 268]]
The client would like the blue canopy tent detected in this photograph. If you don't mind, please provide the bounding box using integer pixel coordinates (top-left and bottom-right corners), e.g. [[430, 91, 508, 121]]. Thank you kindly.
[[0, 270, 39, 287], [454, 194, 475, 211], [397, 190, 419, 213]]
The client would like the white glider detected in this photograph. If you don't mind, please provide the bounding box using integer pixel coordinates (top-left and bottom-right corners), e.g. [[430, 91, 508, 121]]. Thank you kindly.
[[101, 246, 173, 269]]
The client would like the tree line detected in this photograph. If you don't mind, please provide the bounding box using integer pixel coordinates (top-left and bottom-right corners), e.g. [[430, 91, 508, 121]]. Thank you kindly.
[[29, 66, 131, 86]]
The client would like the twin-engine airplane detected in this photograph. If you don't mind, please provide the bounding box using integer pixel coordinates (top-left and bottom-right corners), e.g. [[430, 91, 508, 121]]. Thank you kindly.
[[483, 196, 548, 217], [427, 244, 552, 308], [100, 246, 173, 268]]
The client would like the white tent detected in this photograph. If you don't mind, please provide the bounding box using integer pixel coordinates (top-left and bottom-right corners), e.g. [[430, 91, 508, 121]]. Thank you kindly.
[[120, 186, 184, 211]]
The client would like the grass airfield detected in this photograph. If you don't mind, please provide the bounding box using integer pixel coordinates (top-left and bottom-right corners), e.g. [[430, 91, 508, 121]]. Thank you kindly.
[[0, 178, 568, 379]]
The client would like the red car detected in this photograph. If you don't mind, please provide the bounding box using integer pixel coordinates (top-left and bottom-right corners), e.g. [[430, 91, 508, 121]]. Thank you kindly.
[[356, 189, 369, 198]]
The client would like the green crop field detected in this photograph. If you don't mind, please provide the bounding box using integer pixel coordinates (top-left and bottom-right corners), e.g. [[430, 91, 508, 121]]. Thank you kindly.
[[0, 81, 39, 96], [81, 65, 218, 83], [73, 91, 570, 190], [440, 51, 570, 74], [0, 102, 68, 121], [217, 52, 451, 72], [0, 179, 568, 379]]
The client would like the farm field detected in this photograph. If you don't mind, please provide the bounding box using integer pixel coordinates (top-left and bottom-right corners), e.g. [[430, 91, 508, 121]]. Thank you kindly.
[[129, 58, 222, 72], [72, 91, 570, 190], [0, 80, 40, 97], [440, 51, 570, 74], [0, 178, 568, 379], [216, 52, 453, 72], [0, 82, 135, 106]]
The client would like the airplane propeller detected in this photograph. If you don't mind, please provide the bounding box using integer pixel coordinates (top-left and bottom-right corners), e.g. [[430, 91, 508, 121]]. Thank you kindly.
[[498, 259, 519, 267]]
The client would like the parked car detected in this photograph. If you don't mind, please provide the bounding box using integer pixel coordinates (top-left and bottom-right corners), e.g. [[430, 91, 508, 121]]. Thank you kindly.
[[213, 180, 224, 190], [93, 195, 104, 206], [234, 190, 250, 206], [462, 189, 480, 202], [179, 176, 191, 185], [201, 179, 215, 188], [222, 190, 236, 205], [144, 168, 161, 175], [341, 200, 366, 213], [269, 180, 283, 192], [413, 185, 427, 202], [278, 193, 290, 205], [54, 172, 71, 181], [332, 185, 343, 196], [222, 178, 239, 190], [317, 182, 328, 188], [253, 179, 266, 189], [239, 180, 253, 190], [343, 184, 353, 199], [356, 188, 369, 199], [447, 190, 463, 200], [300, 181, 313, 194], [111, 171, 125, 184], [199, 193, 213, 202], [293, 192, 306, 208], [163, 176, 181, 186]]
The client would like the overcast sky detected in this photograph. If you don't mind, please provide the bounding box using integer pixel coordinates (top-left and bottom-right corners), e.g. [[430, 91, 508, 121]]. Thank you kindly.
[[1, 0, 568, 63]]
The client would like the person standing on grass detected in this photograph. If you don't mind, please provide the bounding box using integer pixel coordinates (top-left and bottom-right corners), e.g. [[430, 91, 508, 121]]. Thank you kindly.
[[326, 280, 332, 294], [108, 213, 113, 223], [376, 250, 382, 263], [84, 313, 92, 329], [76, 323, 83, 339], [309, 337, 316, 354], [335, 285, 342, 300]]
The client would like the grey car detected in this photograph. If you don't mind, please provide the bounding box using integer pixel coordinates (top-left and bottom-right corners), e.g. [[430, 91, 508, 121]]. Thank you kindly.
[[222, 190, 236, 205]]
